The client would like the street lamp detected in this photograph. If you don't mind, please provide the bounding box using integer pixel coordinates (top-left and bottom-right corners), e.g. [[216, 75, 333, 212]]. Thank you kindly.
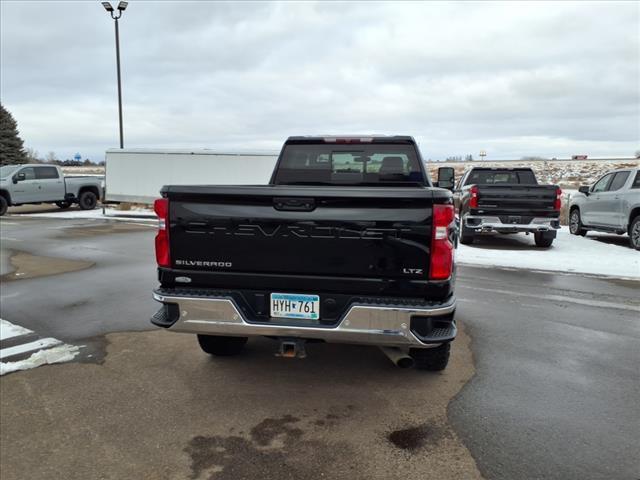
[[102, 1, 128, 149]]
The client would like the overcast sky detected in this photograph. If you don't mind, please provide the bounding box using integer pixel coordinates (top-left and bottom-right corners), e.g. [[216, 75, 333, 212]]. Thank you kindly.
[[1, 0, 639, 161]]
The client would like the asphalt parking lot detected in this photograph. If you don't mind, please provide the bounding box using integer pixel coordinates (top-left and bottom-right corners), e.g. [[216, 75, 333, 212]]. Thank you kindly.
[[1, 214, 639, 480]]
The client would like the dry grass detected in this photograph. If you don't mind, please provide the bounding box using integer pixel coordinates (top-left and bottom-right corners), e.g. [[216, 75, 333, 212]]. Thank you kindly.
[[114, 202, 151, 211], [559, 202, 570, 226]]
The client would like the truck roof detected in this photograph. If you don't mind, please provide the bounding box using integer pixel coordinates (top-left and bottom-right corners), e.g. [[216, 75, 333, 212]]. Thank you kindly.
[[4, 163, 60, 168], [467, 167, 534, 171], [285, 135, 417, 144]]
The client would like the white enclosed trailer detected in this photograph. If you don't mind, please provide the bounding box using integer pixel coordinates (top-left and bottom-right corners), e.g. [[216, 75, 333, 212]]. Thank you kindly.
[[104, 149, 279, 204]]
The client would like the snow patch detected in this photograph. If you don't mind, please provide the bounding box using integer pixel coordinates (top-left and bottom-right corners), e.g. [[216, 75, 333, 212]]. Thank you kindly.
[[0, 318, 32, 340], [0, 344, 81, 376], [457, 227, 640, 279], [15, 208, 156, 222]]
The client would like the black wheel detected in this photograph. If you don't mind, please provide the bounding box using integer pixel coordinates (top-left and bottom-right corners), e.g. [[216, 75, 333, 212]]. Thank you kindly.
[[410, 343, 451, 371], [629, 216, 640, 251], [78, 191, 97, 210], [197, 335, 248, 356], [459, 218, 475, 245], [534, 232, 554, 248], [56, 201, 71, 209], [0, 196, 7, 216], [569, 208, 587, 236]]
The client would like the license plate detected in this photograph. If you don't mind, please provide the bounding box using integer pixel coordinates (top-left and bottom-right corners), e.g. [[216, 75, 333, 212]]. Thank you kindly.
[[270, 293, 319, 320]]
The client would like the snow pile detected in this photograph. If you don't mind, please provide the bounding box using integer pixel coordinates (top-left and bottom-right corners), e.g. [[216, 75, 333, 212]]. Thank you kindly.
[[0, 319, 32, 340], [0, 344, 81, 375], [457, 227, 640, 279], [16, 208, 156, 222]]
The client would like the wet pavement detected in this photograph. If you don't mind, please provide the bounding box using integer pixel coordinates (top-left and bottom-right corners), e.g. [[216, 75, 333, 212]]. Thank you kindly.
[[0, 328, 480, 480], [0, 213, 638, 479]]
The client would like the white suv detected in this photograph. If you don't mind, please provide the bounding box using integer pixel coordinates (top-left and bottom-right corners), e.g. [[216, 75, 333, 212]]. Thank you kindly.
[[569, 167, 640, 249]]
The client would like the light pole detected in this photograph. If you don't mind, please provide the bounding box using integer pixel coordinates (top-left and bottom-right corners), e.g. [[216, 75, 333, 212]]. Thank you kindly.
[[102, 1, 128, 149]]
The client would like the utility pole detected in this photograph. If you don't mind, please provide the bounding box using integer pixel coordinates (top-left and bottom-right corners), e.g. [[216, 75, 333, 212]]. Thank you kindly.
[[102, 2, 128, 149]]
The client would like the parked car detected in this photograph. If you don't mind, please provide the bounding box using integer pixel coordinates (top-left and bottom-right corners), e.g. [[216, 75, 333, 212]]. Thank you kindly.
[[569, 167, 640, 250], [151, 136, 458, 371], [449, 167, 561, 247], [0, 164, 104, 216]]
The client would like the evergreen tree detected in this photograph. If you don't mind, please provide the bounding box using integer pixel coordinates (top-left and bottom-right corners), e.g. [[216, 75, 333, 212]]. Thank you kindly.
[[0, 104, 27, 165]]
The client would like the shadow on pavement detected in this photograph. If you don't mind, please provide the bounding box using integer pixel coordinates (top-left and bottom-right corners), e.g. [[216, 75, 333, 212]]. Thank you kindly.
[[585, 233, 632, 248], [463, 233, 541, 251], [6, 204, 82, 215]]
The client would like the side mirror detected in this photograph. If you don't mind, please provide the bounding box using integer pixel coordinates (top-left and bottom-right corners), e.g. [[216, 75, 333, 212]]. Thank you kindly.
[[437, 167, 455, 190], [13, 172, 26, 184], [578, 185, 590, 195]]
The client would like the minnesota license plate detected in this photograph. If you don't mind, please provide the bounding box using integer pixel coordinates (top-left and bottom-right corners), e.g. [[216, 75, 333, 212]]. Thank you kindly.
[[270, 293, 320, 320]]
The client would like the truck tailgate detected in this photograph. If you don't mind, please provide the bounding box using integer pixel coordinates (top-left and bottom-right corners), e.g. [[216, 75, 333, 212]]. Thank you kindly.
[[164, 185, 437, 284], [475, 185, 558, 216]]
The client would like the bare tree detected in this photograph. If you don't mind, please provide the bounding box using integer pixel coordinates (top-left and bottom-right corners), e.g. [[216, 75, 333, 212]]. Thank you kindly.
[[45, 151, 57, 163], [25, 147, 41, 162]]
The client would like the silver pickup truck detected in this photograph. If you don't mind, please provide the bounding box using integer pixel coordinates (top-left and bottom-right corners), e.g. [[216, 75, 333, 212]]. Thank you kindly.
[[0, 164, 104, 216], [569, 167, 640, 249]]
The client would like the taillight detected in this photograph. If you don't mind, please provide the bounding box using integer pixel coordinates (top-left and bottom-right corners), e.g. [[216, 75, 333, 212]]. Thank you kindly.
[[323, 137, 373, 143], [469, 185, 479, 209], [154, 198, 170, 267], [430, 204, 455, 280], [554, 186, 562, 211]]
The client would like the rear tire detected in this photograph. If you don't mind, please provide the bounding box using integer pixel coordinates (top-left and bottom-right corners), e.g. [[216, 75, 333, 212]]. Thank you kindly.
[[410, 343, 451, 371], [629, 216, 640, 251], [459, 220, 475, 245], [197, 335, 248, 356], [56, 201, 71, 209], [534, 232, 554, 248], [0, 196, 7, 216], [78, 191, 97, 210], [569, 208, 587, 236]]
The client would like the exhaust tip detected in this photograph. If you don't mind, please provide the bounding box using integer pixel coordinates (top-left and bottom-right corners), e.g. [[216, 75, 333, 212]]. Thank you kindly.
[[396, 356, 415, 369], [380, 347, 415, 369]]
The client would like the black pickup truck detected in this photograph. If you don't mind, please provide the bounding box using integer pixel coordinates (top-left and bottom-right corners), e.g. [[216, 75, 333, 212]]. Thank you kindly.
[[452, 167, 562, 247], [151, 136, 458, 371]]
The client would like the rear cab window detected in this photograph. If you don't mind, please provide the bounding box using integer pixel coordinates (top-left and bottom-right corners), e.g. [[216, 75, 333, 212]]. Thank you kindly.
[[464, 169, 538, 186], [273, 140, 426, 186], [631, 171, 640, 189], [35, 166, 60, 179]]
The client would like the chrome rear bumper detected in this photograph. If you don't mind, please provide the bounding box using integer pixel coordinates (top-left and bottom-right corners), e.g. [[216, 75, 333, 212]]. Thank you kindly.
[[152, 290, 456, 348], [465, 215, 560, 233]]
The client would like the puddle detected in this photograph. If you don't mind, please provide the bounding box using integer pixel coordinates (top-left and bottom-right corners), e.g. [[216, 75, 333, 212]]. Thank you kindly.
[[387, 423, 444, 451], [185, 414, 348, 480], [55, 222, 153, 238], [1, 251, 93, 281]]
